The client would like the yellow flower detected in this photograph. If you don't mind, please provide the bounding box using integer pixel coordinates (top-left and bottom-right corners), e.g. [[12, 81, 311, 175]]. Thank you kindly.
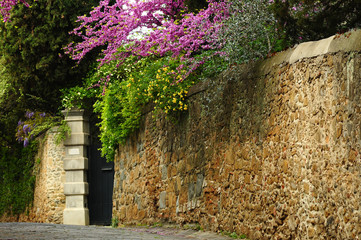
[[127, 83, 131, 87], [172, 98, 177, 103], [184, 105, 188, 110], [179, 101, 183, 105]]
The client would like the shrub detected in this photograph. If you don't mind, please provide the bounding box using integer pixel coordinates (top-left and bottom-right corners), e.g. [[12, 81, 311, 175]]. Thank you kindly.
[[219, 0, 282, 65]]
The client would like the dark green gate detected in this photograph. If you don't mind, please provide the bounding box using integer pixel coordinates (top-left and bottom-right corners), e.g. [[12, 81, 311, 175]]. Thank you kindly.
[[88, 140, 114, 225]]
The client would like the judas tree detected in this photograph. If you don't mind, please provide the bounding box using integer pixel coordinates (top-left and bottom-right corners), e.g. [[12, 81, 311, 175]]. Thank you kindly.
[[65, 0, 230, 80], [0, 0, 27, 22]]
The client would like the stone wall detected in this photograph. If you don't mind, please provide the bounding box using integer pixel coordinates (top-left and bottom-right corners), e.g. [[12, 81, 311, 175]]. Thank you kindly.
[[112, 30, 361, 239], [1, 128, 66, 223], [30, 128, 66, 223]]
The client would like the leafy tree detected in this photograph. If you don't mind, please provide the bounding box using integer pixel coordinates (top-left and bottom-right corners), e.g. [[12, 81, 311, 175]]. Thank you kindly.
[[185, 0, 208, 12], [270, 0, 361, 45], [0, 0, 98, 216], [0, 0, 98, 112], [220, 0, 279, 64]]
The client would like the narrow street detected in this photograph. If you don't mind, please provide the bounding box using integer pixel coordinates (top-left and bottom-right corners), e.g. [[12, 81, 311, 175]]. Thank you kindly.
[[0, 222, 233, 240]]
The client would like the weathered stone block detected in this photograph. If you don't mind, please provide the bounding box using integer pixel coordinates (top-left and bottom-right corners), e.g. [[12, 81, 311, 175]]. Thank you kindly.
[[63, 208, 89, 225], [66, 195, 88, 208], [63, 133, 90, 146], [159, 191, 166, 209], [65, 170, 87, 182], [64, 183, 89, 195], [64, 158, 88, 170], [195, 174, 204, 197]]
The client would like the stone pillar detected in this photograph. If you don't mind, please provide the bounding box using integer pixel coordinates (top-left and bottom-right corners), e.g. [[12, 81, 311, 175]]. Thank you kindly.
[[62, 109, 90, 225]]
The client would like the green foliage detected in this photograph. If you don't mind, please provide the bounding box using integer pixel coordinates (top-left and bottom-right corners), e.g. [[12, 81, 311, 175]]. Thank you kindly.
[[55, 119, 71, 145], [0, 0, 98, 112], [152, 222, 164, 227], [0, 57, 10, 104], [61, 60, 120, 110], [16, 111, 69, 147], [95, 55, 197, 161], [220, 0, 280, 65], [197, 50, 229, 80], [184, 0, 208, 13], [0, 141, 38, 216], [183, 223, 203, 231], [111, 217, 119, 228], [220, 230, 248, 239], [0, 0, 98, 216], [270, 0, 361, 46], [62, 53, 198, 161]]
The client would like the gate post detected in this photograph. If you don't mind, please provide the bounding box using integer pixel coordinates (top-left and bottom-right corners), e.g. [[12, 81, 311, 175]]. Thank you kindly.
[[62, 109, 90, 225]]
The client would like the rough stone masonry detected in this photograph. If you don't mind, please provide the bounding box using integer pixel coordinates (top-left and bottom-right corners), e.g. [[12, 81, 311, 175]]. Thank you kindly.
[[112, 29, 361, 239], [0, 128, 66, 223]]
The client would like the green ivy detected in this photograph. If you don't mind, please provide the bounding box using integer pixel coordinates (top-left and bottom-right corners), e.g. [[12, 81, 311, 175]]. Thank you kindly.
[[94, 55, 198, 161], [62, 53, 200, 161], [0, 141, 38, 216]]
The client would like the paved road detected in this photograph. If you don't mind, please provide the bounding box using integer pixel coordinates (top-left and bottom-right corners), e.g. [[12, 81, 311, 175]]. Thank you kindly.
[[0, 222, 233, 240]]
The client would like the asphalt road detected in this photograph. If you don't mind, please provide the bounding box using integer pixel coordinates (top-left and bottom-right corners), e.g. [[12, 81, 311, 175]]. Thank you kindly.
[[0, 222, 233, 240]]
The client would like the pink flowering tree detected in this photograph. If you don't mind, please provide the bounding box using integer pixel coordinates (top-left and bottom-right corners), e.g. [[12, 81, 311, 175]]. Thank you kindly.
[[65, 0, 230, 78], [0, 0, 28, 22], [1, 0, 230, 79]]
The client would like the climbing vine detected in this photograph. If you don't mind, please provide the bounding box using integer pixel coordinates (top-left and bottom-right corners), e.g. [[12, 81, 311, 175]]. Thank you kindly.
[[0, 141, 38, 216]]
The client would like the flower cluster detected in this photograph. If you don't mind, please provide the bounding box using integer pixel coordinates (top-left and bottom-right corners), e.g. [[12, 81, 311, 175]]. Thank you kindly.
[[65, 0, 230, 72], [16, 110, 67, 147], [16, 111, 47, 147], [86, 54, 198, 161], [126, 62, 192, 115], [0, 0, 28, 22]]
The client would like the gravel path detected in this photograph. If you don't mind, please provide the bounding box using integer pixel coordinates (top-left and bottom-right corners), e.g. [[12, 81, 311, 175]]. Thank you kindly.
[[0, 222, 233, 240]]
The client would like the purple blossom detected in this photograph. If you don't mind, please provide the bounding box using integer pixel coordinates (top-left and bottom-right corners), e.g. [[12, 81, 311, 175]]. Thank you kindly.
[[23, 124, 29, 132], [0, 0, 29, 22], [23, 137, 29, 147], [25, 111, 34, 119]]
